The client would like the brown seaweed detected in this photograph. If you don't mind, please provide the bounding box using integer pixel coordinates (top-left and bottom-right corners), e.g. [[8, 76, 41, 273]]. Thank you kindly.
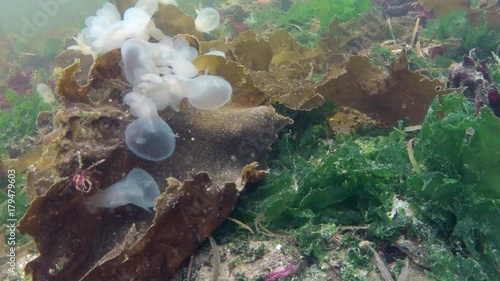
[[318, 49, 454, 125], [420, 0, 472, 17], [17, 5, 465, 278], [19, 44, 291, 281], [154, 4, 203, 39]]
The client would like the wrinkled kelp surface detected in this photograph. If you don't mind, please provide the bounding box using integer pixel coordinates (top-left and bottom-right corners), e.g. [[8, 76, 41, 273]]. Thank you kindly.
[[18, 29, 291, 281]]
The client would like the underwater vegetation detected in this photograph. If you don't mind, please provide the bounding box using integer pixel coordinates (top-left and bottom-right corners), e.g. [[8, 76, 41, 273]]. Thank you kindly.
[[237, 93, 500, 280], [5, 72, 33, 95], [0, 89, 51, 157], [1, 0, 500, 280], [195, 7, 221, 33], [12, 1, 289, 280]]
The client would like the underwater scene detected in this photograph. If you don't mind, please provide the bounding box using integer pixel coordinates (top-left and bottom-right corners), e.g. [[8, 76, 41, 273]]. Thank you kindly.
[[0, 0, 500, 280]]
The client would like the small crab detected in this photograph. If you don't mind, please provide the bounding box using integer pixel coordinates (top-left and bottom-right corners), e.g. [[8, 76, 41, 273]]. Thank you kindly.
[[69, 151, 105, 193], [71, 170, 95, 193]]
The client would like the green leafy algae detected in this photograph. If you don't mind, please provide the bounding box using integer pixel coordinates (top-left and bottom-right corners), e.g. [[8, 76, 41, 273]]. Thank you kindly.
[[410, 94, 500, 279], [252, 0, 372, 46], [282, 0, 372, 28], [0, 89, 51, 156], [424, 10, 500, 57], [238, 93, 500, 280], [1, 173, 30, 246]]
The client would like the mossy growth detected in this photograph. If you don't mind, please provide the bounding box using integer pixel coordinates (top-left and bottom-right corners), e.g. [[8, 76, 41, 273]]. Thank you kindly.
[[405, 49, 450, 80], [229, 241, 268, 266], [233, 271, 247, 281], [232, 93, 500, 280], [249, 0, 372, 47], [369, 44, 399, 71], [424, 9, 500, 59], [0, 89, 51, 157], [1, 173, 31, 246], [370, 44, 452, 80]]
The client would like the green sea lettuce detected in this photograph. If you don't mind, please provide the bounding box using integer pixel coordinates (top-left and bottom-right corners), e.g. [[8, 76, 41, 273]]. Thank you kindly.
[[240, 104, 407, 227], [239, 93, 500, 280], [0, 89, 51, 156], [424, 9, 500, 55], [281, 0, 372, 30], [411, 93, 500, 279]]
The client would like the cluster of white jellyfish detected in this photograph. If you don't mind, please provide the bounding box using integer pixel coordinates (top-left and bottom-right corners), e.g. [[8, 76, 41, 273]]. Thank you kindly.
[[80, 0, 230, 212]]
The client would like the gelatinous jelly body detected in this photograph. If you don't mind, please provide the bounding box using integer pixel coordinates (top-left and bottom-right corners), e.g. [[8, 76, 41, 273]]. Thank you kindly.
[[185, 75, 232, 110], [125, 114, 176, 161], [86, 168, 160, 213]]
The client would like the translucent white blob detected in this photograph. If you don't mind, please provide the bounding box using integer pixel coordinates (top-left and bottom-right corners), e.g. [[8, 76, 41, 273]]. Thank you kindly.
[[36, 83, 55, 104], [167, 37, 198, 62], [162, 75, 186, 111], [185, 75, 232, 110], [85, 168, 160, 213], [123, 92, 158, 118], [95, 2, 120, 23], [158, 0, 177, 6], [121, 37, 198, 85], [168, 59, 199, 79], [82, 3, 152, 55], [204, 49, 225, 58], [147, 90, 172, 111], [159, 36, 174, 47], [130, 74, 185, 112], [125, 115, 176, 161], [121, 38, 159, 85], [82, 3, 121, 54], [135, 0, 159, 16], [122, 8, 152, 38], [195, 8, 220, 33]]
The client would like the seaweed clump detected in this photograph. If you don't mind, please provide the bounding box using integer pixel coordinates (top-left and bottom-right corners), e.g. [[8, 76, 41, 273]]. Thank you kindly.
[[17, 4, 291, 281], [14, 1, 500, 280]]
